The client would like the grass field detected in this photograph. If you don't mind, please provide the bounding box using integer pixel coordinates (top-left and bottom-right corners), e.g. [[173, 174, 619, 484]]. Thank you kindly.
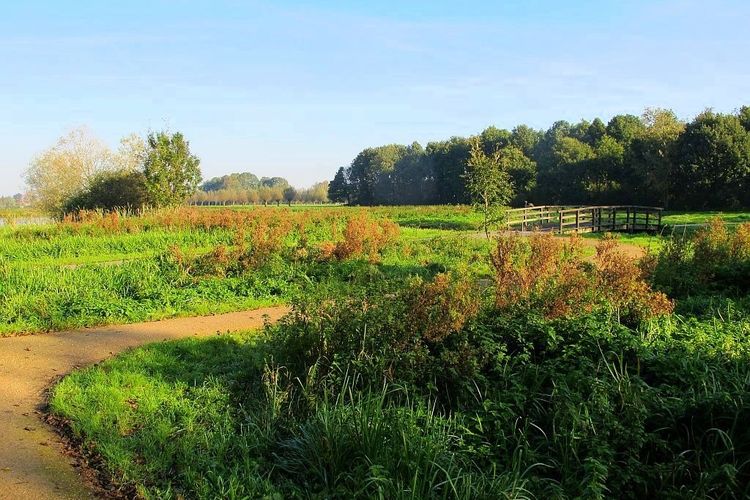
[[0, 207, 492, 335], [4, 205, 749, 497], [662, 210, 750, 225]]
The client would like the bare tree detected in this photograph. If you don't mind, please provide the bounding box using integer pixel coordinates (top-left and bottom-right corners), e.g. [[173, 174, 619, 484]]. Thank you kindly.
[[25, 127, 112, 214]]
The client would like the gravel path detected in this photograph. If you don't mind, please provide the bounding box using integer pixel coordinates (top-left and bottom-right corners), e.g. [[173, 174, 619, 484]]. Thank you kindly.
[[0, 306, 290, 499]]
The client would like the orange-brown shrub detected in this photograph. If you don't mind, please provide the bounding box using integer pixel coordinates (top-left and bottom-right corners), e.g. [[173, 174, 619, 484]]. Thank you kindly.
[[491, 233, 592, 318], [316, 241, 337, 261], [60, 207, 348, 234], [650, 219, 750, 296], [237, 217, 292, 270], [154, 209, 402, 273], [691, 219, 750, 263], [693, 218, 732, 264], [329, 213, 399, 262], [406, 272, 480, 343], [491, 232, 672, 321], [595, 236, 673, 321], [733, 223, 750, 260], [193, 245, 234, 277], [165, 217, 293, 276]]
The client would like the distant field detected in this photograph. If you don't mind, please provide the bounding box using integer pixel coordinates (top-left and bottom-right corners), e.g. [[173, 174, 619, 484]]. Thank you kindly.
[[662, 211, 750, 225], [207, 203, 484, 230], [0, 207, 48, 226]]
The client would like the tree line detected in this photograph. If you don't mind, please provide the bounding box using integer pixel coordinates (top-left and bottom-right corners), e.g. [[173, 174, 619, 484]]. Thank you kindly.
[[328, 106, 750, 210], [190, 173, 329, 205]]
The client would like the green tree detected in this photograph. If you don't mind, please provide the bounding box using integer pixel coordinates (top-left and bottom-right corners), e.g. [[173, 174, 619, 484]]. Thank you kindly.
[[738, 105, 750, 132], [328, 167, 350, 203], [392, 142, 435, 204], [464, 138, 513, 238], [510, 125, 542, 157], [585, 118, 607, 145], [497, 146, 536, 206], [533, 120, 571, 202], [480, 126, 511, 154], [202, 172, 261, 191], [587, 135, 625, 203], [426, 137, 472, 204], [348, 145, 407, 205], [283, 186, 297, 206], [628, 108, 684, 206], [672, 110, 750, 209], [63, 170, 149, 213], [606, 114, 646, 144], [143, 131, 202, 207], [549, 137, 596, 203], [261, 176, 289, 189]]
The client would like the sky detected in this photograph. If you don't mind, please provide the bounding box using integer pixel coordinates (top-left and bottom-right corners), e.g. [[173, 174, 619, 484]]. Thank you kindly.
[[1, 0, 749, 195]]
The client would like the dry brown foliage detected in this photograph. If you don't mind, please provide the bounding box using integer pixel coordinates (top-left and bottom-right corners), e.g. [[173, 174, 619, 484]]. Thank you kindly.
[[407, 273, 480, 343], [692, 218, 750, 263], [491, 233, 592, 318], [61, 207, 352, 234], [147, 209, 401, 274], [595, 236, 674, 321], [334, 213, 399, 261], [314, 213, 400, 262], [491, 232, 672, 321], [733, 223, 750, 260]]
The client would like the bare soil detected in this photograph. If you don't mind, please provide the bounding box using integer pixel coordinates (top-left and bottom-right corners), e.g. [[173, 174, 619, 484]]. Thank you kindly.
[[0, 306, 289, 499]]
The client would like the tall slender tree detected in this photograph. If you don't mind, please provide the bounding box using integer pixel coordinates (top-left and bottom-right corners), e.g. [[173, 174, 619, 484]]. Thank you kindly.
[[464, 138, 514, 238]]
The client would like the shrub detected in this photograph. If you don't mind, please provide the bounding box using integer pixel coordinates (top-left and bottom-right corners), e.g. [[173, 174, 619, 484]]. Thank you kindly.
[[332, 213, 399, 261], [62, 170, 149, 215], [406, 272, 480, 343], [652, 219, 750, 296], [595, 236, 673, 323], [491, 233, 671, 322]]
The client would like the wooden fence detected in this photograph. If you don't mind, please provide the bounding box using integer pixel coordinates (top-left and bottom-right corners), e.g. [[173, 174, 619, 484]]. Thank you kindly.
[[505, 205, 663, 234]]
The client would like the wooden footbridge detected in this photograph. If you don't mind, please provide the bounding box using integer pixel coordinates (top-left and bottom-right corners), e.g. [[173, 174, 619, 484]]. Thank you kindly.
[[506, 205, 663, 234]]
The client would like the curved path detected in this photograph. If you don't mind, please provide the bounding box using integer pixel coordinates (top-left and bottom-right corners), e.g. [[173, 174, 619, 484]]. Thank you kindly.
[[0, 306, 290, 499]]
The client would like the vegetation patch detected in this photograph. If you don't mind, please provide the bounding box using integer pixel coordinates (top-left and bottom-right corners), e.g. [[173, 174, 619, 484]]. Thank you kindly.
[[48, 214, 750, 498]]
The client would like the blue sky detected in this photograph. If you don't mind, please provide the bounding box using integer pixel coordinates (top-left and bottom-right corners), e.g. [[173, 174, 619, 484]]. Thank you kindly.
[[1, 0, 749, 195]]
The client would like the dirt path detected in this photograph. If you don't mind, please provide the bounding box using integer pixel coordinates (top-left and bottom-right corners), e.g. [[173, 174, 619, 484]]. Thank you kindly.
[[576, 236, 646, 260], [0, 306, 290, 500], [482, 231, 647, 260]]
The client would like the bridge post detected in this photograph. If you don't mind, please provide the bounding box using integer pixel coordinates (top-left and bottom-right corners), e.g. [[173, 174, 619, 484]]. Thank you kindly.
[[591, 207, 596, 232], [558, 211, 563, 234], [575, 210, 579, 231], [628, 208, 634, 233], [611, 208, 616, 231]]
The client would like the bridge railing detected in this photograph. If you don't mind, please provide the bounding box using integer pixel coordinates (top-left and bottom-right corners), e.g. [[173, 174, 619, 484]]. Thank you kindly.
[[504, 205, 579, 231], [506, 205, 663, 234]]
